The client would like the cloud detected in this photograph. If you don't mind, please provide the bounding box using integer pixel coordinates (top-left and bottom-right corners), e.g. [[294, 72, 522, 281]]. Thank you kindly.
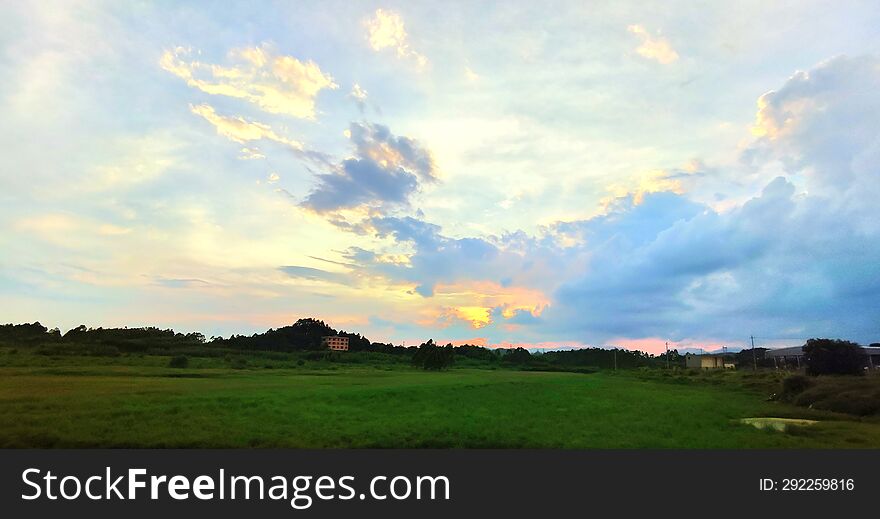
[[627, 25, 679, 64], [749, 55, 880, 196], [464, 66, 480, 83], [238, 147, 265, 160], [350, 83, 368, 112], [327, 56, 880, 346], [303, 159, 420, 212], [347, 122, 438, 181], [365, 9, 428, 68], [279, 266, 350, 285], [189, 103, 302, 147], [154, 278, 213, 289], [542, 56, 880, 344], [13, 213, 133, 248], [160, 45, 337, 119], [302, 122, 437, 212], [189, 103, 332, 166], [344, 215, 555, 315]]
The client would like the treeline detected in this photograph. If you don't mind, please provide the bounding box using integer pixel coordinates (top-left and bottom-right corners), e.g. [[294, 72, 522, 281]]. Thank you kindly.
[[0, 319, 688, 371], [0, 322, 205, 356]]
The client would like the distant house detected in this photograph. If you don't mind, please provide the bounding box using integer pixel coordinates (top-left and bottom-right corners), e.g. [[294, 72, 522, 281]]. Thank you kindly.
[[322, 335, 349, 352], [685, 353, 733, 369]]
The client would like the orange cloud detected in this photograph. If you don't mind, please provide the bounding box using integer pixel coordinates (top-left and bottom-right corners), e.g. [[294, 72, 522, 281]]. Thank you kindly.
[[426, 280, 549, 329], [449, 306, 492, 328]]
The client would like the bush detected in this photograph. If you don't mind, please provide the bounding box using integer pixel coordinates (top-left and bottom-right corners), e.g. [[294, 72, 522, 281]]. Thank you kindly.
[[168, 355, 189, 368], [803, 338, 864, 376], [229, 357, 248, 369]]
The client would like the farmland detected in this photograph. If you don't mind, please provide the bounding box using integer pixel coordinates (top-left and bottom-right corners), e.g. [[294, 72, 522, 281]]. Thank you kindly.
[[1, 351, 878, 448]]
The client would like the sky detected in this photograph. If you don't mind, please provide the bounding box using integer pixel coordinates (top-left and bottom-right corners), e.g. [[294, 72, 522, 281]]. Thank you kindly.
[[1, 1, 879, 353]]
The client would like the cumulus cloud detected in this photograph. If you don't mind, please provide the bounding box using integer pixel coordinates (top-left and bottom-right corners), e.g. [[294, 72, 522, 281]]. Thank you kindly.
[[365, 9, 428, 68], [160, 45, 338, 119], [322, 56, 880, 345], [749, 55, 880, 197], [542, 56, 880, 343], [302, 122, 437, 212], [627, 25, 679, 64]]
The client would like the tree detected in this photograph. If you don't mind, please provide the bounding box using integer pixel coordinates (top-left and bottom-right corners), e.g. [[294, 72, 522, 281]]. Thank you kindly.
[[412, 340, 455, 370], [803, 338, 863, 376], [501, 347, 532, 365], [736, 348, 774, 369]]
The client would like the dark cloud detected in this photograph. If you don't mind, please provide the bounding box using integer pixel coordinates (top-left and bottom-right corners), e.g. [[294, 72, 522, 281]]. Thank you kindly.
[[301, 122, 436, 213], [303, 158, 419, 211]]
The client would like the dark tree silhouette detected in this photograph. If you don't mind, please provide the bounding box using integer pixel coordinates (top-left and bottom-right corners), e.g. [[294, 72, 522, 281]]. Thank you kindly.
[[803, 338, 864, 376], [412, 340, 455, 370]]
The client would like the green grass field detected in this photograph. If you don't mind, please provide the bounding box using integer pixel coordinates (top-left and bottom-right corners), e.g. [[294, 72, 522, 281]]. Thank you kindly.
[[2, 359, 879, 448]]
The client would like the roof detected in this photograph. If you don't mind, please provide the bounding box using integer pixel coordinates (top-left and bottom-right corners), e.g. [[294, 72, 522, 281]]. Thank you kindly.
[[765, 346, 805, 358], [766, 345, 880, 358]]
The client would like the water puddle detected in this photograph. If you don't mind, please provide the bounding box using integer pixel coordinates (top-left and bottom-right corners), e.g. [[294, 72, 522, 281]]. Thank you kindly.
[[739, 417, 818, 432]]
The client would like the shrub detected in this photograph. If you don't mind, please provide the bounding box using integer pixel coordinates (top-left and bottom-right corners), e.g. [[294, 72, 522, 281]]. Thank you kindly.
[[168, 355, 189, 368], [229, 357, 248, 369]]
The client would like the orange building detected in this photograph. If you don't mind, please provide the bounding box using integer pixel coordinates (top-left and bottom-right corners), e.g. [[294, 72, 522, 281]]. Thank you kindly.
[[322, 335, 349, 352]]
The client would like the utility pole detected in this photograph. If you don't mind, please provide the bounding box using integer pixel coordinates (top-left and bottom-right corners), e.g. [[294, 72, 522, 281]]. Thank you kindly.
[[751, 335, 757, 371], [665, 341, 669, 369]]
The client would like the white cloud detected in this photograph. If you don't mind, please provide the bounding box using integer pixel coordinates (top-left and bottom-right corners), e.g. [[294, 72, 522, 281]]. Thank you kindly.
[[349, 83, 368, 112], [189, 103, 303, 148], [350, 83, 368, 101], [365, 9, 428, 68], [160, 45, 338, 119], [627, 25, 679, 64], [238, 147, 266, 160]]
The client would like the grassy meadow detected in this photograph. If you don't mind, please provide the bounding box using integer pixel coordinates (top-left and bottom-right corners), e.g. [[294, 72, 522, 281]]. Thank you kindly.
[[1, 349, 879, 448]]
